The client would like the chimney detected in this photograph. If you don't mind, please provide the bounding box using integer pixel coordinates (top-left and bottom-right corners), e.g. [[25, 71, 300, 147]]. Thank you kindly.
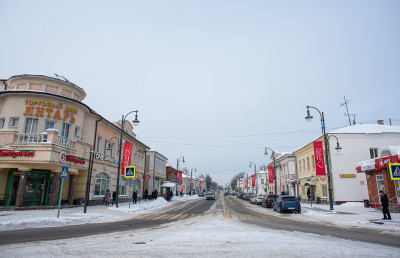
[[377, 120, 384, 125]]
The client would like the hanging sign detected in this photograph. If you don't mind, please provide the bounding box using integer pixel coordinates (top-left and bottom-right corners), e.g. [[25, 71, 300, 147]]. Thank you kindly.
[[313, 141, 326, 175], [121, 143, 133, 175], [251, 175, 255, 187], [268, 166, 274, 184], [178, 171, 183, 182], [143, 174, 151, 180], [244, 180, 247, 189]]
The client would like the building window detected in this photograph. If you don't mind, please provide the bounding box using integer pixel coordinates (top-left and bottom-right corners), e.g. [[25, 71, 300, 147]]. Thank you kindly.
[[322, 184, 328, 197], [302, 185, 305, 196], [94, 173, 110, 196], [9, 117, 19, 128], [299, 161, 301, 172], [261, 179, 264, 185], [370, 148, 378, 159], [109, 142, 115, 158], [61, 123, 70, 138], [312, 155, 315, 169], [44, 120, 56, 131], [303, 159, 305, 172], [24, 118, 38, 134], [104, 139, 109, 155], [97, 137, 103, 153], [307, 157, 310, 171], [376, 175, 385, 192], [74, 126, 81, 137], [134, 153, 138, 166], [0, 118, 5, 129]]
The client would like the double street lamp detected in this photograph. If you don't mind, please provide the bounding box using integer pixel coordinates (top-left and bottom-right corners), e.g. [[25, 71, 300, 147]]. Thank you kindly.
[[115, 111, 140, 208], [305, 105, 341, 211], [190, 168, 196, 195], [176, 156, 185, 193], [264, 147, 277, 194], [249, 162, 257, 194]]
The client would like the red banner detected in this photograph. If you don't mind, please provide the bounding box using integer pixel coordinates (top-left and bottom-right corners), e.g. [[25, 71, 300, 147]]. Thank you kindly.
[[178, 171, 182, 182], [251, 175, 255, 187], [268, 166, 274, 184], [244, 180, 247, 189], [199, 181, 202, 188], [375, 155, 399, 169], [313, 141, 326, 175], [121, 142, 133, 175]]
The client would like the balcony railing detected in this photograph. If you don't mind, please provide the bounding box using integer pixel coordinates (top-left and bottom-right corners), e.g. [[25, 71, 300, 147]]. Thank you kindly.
[[14, 133, 73, 149]]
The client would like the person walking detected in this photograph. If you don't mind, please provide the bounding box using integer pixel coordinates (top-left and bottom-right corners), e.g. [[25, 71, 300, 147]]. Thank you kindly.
[[111, 190, 116, 206], [180, 190, 183, 197], [154, 189, 158, 200], [104, 189, 111, 206], [170, 190, 173, 199], [132, 190, 138, 204], [380, 190, 391, 220], [166, 191, 170, 201], [307, 188, 311, 201], [144, 189, 148, 201]]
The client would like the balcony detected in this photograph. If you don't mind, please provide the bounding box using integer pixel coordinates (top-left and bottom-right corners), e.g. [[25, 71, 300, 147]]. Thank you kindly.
[[11, 131, 74, 149]]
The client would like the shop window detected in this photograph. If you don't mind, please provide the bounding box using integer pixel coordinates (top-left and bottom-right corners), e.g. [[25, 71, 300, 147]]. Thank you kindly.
[[61, 123, 70, 138], [9, 117, 19, 128], [0, 118, 4, 129], [119, 176, 127, 196], [370, 148, 378, 159], [94, 173, 110, 196], [24, 118, 38, 134], [376, 175, 385, 192], [109, 142, 115, 158], [312, 155, 315, 169], [322, 184, 328, 197]]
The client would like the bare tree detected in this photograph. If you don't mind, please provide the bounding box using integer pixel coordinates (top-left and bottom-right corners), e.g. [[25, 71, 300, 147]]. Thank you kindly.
[[230, 172, 245, 190]]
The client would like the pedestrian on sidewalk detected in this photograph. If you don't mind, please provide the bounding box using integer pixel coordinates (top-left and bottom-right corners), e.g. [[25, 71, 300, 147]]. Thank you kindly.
[[170, 190, 173, 199], [380, 190, 391, 220], [111, 190, 116, 206], [166, 191, 170, 201], [307, 188, 311, 201], [132, 190, 138, 204], [144, 189, 148, 201], [154, 189, 158, 199], [104, 189, 111, 206]]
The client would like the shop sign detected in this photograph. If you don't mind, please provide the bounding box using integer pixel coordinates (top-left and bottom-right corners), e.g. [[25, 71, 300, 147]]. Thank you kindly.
[[0, 150, 35, 158], [95, 154, 119, 164], [23, 100, 77, 124], [143, 174, 151, 180], [340, 174, 356, 178], [375, 155, 399, 170], [244, 180, 247, 189], [313, 141, 326, 175], [66, 155, 85, 164]]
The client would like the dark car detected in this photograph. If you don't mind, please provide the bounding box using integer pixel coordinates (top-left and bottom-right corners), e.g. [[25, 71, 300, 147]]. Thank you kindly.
[[262, 194, 279, 208], [242, 193, 251, 201], [273, 196, 301, 213], [205, 191, 216, 200], [231, 191, 237, 196], [237, 192, 244, 199], [198, 192, 205, 197]]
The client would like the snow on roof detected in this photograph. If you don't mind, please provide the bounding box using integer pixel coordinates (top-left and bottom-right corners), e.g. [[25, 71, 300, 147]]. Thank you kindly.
[[329, 124, 400, 134]]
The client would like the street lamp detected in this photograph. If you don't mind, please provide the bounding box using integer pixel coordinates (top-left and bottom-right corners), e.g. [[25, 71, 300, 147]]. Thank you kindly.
[[305, 105, 339, 211], [115, 110, 140, 208], [190, 168, 196, 195], [264, 147, 277, 194], [176, 156, 185, 194], [249, 162, 257, 194]]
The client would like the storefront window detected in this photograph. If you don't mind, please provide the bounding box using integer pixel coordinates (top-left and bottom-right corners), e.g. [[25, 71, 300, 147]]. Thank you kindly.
[[322, 184, 328, 197], [119, 176, 127, 196], [376, 174, 385, 192], [94, 173, 110, 196]]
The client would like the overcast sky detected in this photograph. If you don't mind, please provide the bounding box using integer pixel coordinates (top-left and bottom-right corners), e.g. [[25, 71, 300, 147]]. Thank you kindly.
[[1, 1, 399, 186]]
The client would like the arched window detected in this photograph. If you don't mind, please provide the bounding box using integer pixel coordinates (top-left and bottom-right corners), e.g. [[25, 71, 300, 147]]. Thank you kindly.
[[94, 172, 110, 196]]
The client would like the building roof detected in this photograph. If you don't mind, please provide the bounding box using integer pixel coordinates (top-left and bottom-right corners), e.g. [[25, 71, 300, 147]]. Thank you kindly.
[[329, 124, 400, 134]]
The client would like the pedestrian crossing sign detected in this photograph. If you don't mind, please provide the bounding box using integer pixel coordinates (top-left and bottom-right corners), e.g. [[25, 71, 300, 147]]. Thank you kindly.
[[61, 166, 69, 179], [388, 163, 400, 180], [124, 166, 136, 178]]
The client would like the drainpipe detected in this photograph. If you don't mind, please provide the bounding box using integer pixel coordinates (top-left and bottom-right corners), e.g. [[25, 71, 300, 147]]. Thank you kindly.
[[84, 116, 102, 213], [294, 152, 300, 199]]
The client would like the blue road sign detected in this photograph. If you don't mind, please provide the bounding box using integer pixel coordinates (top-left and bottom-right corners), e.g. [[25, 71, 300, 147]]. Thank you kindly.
[[124, 166, 136, 178], [61, 166, 69, 179], [389, 163, 400, 180]]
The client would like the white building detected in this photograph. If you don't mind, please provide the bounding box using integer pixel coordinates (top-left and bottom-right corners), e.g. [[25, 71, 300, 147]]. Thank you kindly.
[[145, 151, 168, 195], [255, 170, 267, 195], [267, 152, 297, 196], [327, 124, 400, 203]]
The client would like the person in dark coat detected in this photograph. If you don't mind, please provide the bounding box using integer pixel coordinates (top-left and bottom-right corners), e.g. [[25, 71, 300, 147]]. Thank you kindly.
[[166, 191, 170, 201], [111, 190, 117, 206], [307, 188, 311, 201], [170, 190, 173, 199], [132, 190, 138, 204], [104, 189, 111, 206], [144, 189, 148, 201], [154, 189, 158, 200], [380, 190, 391, 220]]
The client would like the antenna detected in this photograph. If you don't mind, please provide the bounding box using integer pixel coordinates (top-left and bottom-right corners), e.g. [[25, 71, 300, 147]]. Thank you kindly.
[[54, 73, 71, 83], [340, 95, 353, 126]]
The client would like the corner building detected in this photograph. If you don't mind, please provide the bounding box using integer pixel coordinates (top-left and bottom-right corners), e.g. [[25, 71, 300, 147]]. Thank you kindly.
[[0, 74, 148, 207]]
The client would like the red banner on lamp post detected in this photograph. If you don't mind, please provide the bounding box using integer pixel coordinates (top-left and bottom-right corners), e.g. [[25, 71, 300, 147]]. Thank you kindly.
[[121, 142, 132, 175], [178, 171, 182, 182], [244, 180, 247, 189], [251, 175, 255, 187], [313, 141, 326, 175], [268, 166, 274, 184]]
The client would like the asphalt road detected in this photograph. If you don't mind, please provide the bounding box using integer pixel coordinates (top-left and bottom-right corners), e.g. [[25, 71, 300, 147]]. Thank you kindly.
[[223, 195, 400, 248], [1, 194, 399, 248]]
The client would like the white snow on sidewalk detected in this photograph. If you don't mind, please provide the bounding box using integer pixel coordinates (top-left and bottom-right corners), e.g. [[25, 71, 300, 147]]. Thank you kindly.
[[0, 195, 199, 232], [1, 215, 399, 257]]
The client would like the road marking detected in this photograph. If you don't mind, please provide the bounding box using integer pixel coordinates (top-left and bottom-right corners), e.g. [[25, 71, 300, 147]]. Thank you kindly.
[[177, 214, 190, 220], [152, 214, 170, 220], [169, 213, 184, 220], [161, 214, 176, 220], [224, 213, 231, 219], [143, 214, 161, 220], [239, 217, 247, 221]]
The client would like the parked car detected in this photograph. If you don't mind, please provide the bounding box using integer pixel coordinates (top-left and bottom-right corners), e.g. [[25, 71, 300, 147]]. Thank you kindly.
[[273, 196, 301, 213], [205, 191, 216, 200], [198, 192, 205, 197], [242, 193, 251, 201], [262, 194, 279, 208], [237, 192, 244, 199], [231, 191, 237, 196], [251, 194, 265, 205]]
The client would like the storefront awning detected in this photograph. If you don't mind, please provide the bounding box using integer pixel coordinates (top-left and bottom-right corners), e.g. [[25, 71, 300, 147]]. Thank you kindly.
[[161, 182, 176, 188], [304, 182, 316, 186]]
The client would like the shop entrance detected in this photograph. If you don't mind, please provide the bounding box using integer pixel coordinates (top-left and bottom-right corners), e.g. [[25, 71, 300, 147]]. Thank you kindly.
[[6, 171, 54, 206]]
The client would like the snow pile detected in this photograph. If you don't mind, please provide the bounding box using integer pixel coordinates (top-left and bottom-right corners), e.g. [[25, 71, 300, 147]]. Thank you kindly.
[[108, 197, 170, 214], [339, 202, 364, 207]]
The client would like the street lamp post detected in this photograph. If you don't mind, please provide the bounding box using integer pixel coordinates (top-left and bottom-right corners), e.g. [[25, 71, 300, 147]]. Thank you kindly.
[[264, 147, 277, 194], [190, 168, 196, 195], [176, 156, 185, 194], [249, 162, 257, 194], [305, 105, 341, 211], [115, 111, 140, 208]]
